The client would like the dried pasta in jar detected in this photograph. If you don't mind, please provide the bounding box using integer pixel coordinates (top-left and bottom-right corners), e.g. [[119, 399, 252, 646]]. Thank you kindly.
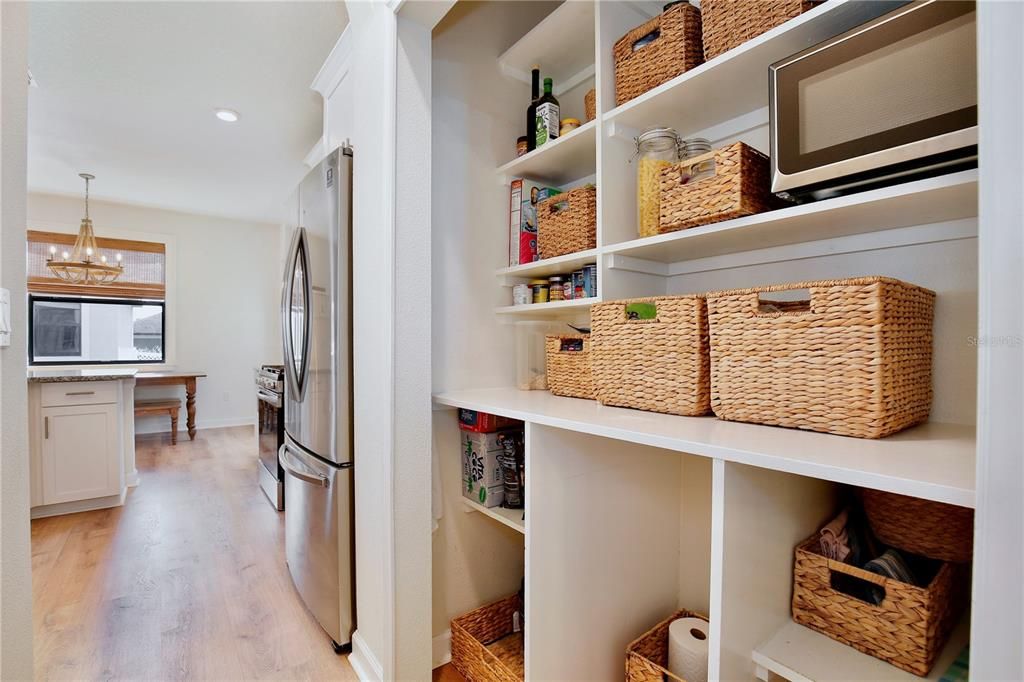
[[635, 128, 682, 238]]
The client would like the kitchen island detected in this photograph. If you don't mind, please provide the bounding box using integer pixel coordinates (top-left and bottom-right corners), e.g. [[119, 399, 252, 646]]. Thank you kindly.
[[27, 369, 137, 518]]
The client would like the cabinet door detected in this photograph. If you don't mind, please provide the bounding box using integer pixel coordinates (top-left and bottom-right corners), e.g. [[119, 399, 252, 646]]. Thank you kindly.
[[41, 403, 121, 505]]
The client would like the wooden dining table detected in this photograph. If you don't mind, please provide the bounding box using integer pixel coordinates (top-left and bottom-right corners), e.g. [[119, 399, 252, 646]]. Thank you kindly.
[[135, 371, 207, 440]]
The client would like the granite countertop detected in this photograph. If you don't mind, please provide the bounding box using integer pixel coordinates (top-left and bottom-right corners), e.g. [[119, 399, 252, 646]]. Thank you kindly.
[[28, 368, 138, 383]]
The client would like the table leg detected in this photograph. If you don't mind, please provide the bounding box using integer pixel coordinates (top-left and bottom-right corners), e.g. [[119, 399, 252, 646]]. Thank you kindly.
[[185, 378, 198, 440]]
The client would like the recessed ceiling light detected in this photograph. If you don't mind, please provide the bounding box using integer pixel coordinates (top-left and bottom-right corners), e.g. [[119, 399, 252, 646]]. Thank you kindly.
[[215, 108, 240, 123]]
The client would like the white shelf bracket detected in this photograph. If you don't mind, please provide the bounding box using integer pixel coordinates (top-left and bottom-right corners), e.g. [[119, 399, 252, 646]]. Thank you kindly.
[[606, 119, 641, 144]]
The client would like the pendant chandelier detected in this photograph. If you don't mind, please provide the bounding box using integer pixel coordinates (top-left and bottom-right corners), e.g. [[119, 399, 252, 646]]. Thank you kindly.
[[46, 173, 124, 285]]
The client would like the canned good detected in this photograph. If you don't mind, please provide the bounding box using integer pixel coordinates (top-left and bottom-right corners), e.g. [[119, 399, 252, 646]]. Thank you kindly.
[[548, 276, 565, 301], [516, 136, 529, 157], [563, 280, 573, 300], [530, 278, 549, 304], [512, 283, 531, 306]]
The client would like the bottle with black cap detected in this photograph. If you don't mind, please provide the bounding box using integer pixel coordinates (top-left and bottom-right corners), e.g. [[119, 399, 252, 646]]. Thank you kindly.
[[526, 65, 540, 152]]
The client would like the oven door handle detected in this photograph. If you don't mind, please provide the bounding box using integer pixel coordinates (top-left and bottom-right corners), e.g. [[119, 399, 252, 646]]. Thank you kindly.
[[280, 444, 329, 488], [257, 388, 282, 408]]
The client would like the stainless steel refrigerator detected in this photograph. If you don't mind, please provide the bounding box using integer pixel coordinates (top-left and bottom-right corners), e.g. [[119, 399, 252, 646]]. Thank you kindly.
[[280, 146, 354, 653]]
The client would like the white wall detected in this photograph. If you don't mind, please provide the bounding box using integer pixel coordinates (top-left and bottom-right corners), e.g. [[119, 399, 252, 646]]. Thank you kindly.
[[0, 2, 35, 678], [26, 193, 281, 434]]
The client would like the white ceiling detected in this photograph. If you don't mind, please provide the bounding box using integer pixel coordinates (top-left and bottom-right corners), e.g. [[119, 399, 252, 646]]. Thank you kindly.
[[28, 2, 348, 224]]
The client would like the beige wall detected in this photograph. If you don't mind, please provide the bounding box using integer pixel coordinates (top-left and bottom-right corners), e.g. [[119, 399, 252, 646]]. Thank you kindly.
[[1, 2, 35, 678], [27, 193, 282, 434]]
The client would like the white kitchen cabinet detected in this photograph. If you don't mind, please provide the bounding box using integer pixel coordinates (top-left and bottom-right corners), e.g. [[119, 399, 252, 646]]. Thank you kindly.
[[27, 375, 136, 518], [40, 402, 121, 505]]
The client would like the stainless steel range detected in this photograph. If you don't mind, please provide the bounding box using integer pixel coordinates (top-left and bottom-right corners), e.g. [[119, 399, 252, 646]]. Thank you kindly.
[[256, 364, 285, 510]]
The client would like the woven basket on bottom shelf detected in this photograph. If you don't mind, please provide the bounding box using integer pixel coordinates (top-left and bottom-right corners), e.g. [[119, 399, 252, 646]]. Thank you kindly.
[[592, 296, 711, 416], [450, 594, 523, 682], [706, 277, 935, 439], [537, 186, 597, 259], [792, 536, 968, 676], [659, 141, 776, 233], [701, 0, 821, 61], [613, 0, 704, 106], [626, 609, 709, 682], [546, 334, 594, 400], [860, 489, 974, 563]]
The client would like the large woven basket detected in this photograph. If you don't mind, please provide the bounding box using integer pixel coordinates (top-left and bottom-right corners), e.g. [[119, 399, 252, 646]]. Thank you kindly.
[[626, 609, 709, 682], [860, 489, 974, 563], [546, 334, 594, 400], [792, 536, 968, 676], [614, 1, 704, 106], [537, 186, 597, 259], [592, 296, 711, 416], [450, 594, 523, 682], [707, 277, 935, 439], [701, 0, 822, 61], [659, 141, 775, 233]]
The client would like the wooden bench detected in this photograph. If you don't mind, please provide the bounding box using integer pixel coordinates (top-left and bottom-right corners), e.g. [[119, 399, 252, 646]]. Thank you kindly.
[[134, 398, 182, 445]]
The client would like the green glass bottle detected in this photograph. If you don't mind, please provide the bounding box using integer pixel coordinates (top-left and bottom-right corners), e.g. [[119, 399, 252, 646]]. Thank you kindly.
[[534, 77, 560, 148]]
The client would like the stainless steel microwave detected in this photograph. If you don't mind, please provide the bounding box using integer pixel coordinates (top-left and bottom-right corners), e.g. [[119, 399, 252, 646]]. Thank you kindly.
[[769, 0, 977, 201]]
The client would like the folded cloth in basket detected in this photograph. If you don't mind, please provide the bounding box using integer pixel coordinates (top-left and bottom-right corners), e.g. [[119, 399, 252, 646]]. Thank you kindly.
[[820, 509, 851, 562], [863, 549, 917, 604]]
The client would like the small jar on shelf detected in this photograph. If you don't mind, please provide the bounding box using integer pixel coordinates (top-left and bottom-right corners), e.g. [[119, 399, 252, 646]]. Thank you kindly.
[[548, 276, 565, 301]]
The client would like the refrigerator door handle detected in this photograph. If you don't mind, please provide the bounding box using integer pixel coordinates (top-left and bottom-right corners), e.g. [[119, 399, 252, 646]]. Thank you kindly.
[[282, 227, 311, 403], [280, 443, 330, 488]]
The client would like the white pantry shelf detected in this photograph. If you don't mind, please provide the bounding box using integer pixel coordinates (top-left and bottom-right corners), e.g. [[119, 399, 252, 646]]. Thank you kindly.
[[753, 618, 970, 682], [463, 498, 525, 534], [604, 170, 978, 266], [496, 119, 597, 186], [498, 0, 595, 96], [604, 0, 898, 137], [497, 249, 599, 280], [432, 387, 975, 507], [495, 297, 597, 317]]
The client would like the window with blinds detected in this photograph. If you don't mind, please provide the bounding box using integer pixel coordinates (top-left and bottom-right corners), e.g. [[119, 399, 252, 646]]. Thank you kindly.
[[26, 230, 166, 299]]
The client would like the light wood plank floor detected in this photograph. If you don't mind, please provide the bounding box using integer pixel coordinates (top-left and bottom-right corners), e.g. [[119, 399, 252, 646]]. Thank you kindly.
[[32, 426, 357, 681]]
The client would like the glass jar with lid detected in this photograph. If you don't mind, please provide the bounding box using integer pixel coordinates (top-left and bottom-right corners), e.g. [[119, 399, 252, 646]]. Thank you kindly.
[[636, 127, 682, 238]]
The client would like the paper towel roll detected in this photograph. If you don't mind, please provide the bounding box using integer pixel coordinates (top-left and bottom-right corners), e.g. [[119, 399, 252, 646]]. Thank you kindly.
[[667, 617, 709, 682]]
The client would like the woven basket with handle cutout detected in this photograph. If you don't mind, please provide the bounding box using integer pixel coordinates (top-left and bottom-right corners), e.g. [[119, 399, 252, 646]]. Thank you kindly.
[[546, 334, 594, 400], [614, 1, 704, 106], [537, 186, 596, 259], [450, 594, 523, 682], [701, 0, 822, 61], [626, 609, 709, 682]]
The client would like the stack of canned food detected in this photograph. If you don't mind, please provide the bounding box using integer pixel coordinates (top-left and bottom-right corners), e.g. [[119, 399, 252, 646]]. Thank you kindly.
[[512, 263, 598, 306]]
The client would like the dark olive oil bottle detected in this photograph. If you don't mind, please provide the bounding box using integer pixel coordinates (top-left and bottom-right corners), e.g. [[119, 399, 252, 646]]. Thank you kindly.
[[526, 65, 540, 152]]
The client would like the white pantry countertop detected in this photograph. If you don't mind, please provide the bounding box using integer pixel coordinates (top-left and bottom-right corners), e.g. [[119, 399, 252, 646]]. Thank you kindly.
[[28, 368, 138, 383]]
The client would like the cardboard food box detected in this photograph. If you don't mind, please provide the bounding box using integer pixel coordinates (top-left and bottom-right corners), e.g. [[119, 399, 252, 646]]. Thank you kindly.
[[461, 430, 509, 508], [509, 179, 561, 266], [458, 409, 517, 433]]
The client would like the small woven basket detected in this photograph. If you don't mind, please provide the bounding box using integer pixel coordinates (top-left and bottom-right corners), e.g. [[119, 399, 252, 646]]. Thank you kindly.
[[592, 296, 711, 416], [792, 536, 968, 676], [537, 186, 597, 259], [450, 594, 523, 682], [546, 334, 594, 400], [860, 489, 974, 563], [701, 0, 822, 61], [659, 141, 776, 233], [626, 609, 709, 682], [584, 88, 597, 122], [707, 277, 935, 439], [614, 1, 704, 106]]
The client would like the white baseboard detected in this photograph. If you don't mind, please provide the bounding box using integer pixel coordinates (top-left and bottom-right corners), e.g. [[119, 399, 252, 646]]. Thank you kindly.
[[348, 630, 384, 682], [432, 629, 452, 669], [134, 416, 255, 435], [127, 468, 140, 487], [30, 488, 126, 519]]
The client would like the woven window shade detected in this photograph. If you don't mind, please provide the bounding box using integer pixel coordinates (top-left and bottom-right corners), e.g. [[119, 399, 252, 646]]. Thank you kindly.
[[27, 230, 166, 299]]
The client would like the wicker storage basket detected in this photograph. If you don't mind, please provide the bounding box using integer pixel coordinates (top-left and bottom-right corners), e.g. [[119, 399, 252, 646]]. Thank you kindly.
[[792, 536, 968, 676], [585, 88, 597, 122], [707, 277, 935, 439], [614, 1, 704, 106], [450, 594, 523, 682], [626, 609, 709, 682], [860, 489, 974, 563], [537, 186, 597, 259], [659, 141, 775, 233], [701, 0, 822, 61], [546, 334, 594, 400], [592, 296, 711, 416]]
